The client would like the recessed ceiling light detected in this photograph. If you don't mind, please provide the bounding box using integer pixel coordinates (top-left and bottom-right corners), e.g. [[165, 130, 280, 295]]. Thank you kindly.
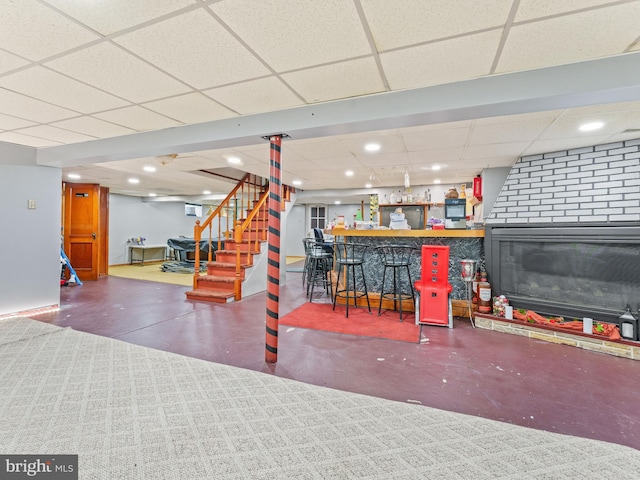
[[67, 173, 81, 179], [292, 180, 302, 186], [143, 165, 156, 172], [364, 143, 380, 152], [335, 200, 341, 204], [203, 190, 211, 195], [128, 178, 140, 184], [227, 156, 242, 165], [345, 170, 354, 177], [579, 121, 604, 132], [434, 179, 441, 184], [432, 165, 442, 171], [148, 193, 157, 197], [365, 183, 372, 188]]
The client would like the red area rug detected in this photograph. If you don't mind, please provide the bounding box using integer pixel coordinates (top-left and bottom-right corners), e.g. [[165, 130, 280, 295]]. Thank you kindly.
[[280, 302, 421, 343]]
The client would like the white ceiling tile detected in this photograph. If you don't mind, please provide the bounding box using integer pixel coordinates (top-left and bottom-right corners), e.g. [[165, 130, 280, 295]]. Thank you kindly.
[[212, 0, 371, 72], [286, 138, 354, 161], [362, 0, 511, 50], [339, 132, 405, 155], [0, 50, 30, 74], [381, 30, 502, 90], [497, 3, 640, 73], [114, 9, 270, 89], [407, 147, 465, 164], [402, 127, 470, 151], [43, 0, 198, 35], [93, 106, 182, 131], [522, 135, 612, 155], [0, 1, 99, 61], [45, 43, 190, 102], [0, 89, 78, 123], [0, 113, 37, 130], [51, 117, 137, 138], [515, 0, 625, 22], [464, 142, 533, 160], [541, 111, 640, 139], [15, 125, 96, 144], [0, 131, 62, 147], [0, 66, 131, 113], [203, 77, 304, 114], [143, 93, 236, 124], [282, 57, 385, 103], [468, 117, 556, 145]]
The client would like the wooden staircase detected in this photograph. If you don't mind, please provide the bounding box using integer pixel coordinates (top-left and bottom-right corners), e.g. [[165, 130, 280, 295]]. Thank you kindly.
[[185, 174, 293, 303]]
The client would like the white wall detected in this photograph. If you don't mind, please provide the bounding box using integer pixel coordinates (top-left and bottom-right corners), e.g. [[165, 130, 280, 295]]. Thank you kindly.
[[0, 164, 61, 316], [285, 204, 306, 257], [109, 194, 210, 265]]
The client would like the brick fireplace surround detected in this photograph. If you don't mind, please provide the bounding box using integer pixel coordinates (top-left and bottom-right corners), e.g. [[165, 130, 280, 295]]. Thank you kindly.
[[483, 137, 640, 343]]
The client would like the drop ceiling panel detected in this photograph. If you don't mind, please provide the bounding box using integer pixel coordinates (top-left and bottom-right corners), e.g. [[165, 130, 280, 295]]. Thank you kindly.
[[14, 125, 96, 144], [402, 127, 470, 151], [0, 114, 36, 130], [93, 106, 181, 131], [381, 30, 502, 90], [340, 132, 406, 155], [464, 142, 532, 159], [522, 135, 612, 155], [45, 43, 190, 103], [0, 67, 131, 113], [362, 0, 511, 50], [43, 0, 198, 36], [0, 1, 99, 61], [0, 50, 29, 74], [0, 89, 78, 123], [114, 9, 270, 89], [203, 77, 304, 114], [407, 147, 465, 165], [496, 3, 640, 73], [514, 0, 624, 22], [286, 139, 354, 161], [468, 117, 555, 144], [540, 111, 640, 139], [51, 117, 136, 138], [143, 93, 236, 124], [282, 57, 385, 104], [351, 152, 412, 167], [212, 0, 371, 72], [0, 131, 62, 147]]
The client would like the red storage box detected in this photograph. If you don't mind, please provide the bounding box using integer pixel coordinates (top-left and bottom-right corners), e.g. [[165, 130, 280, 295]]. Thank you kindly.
[[414, 245, 452, 327]]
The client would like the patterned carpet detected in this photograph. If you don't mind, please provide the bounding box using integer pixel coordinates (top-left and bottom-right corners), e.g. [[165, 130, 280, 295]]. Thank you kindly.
[[1, 317, 639, 479]]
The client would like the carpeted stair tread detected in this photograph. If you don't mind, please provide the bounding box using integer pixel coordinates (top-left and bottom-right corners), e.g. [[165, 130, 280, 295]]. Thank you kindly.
[[185, 289, 235, 303], [199, 275, 235, 283], [207, 262, 250, 269]]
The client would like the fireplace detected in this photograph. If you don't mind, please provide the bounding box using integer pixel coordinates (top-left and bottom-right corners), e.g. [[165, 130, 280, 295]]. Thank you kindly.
[[485, 223, 640, 326]]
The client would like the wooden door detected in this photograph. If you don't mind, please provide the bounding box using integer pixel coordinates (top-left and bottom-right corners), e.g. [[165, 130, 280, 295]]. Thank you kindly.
[[63, 183, 102, 281]]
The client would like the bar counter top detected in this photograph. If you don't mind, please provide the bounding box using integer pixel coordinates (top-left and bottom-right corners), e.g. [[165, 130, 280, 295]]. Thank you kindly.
[[329, 228, 484, 238]]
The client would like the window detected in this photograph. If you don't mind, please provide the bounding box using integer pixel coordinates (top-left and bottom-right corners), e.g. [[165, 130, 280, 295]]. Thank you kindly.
[[309, 205, 326, 230]]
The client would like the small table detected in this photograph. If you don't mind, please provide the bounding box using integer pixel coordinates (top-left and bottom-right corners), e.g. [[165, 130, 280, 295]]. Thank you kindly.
[[129, 244, 168, 266]]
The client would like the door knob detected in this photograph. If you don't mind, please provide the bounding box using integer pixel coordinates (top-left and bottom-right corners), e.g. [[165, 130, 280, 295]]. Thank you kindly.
[[92, 233, 96, 239]]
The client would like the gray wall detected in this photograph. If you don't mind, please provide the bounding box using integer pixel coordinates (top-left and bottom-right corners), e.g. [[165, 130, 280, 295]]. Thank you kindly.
[[481, 168, 511, 222], [0, 162, 61, 316], [109, 194, 210, 265]]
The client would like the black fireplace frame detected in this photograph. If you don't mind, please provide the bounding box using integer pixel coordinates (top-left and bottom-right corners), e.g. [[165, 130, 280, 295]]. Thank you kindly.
[[485, 222, 640, 325]]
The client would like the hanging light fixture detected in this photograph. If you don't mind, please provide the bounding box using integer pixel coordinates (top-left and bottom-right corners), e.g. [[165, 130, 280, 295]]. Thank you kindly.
[[404, 166, 410, 189]]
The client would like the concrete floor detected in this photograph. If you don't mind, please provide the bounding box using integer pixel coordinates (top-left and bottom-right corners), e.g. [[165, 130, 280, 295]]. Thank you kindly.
[[38, 268, 640, 451]]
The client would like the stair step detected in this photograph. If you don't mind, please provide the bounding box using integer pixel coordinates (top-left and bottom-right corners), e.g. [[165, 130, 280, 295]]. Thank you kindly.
[[196, 275, 236, 290], [223, 241, 262, 253], [215, 250, 254, 264], [185, 289, 235, 303], [205, 262, 248, 278]]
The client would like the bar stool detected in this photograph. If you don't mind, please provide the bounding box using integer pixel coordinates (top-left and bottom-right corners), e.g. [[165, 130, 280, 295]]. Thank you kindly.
[[303, 238, 333, 302], [376, 245, 416, 321], [332, 242, 371, 317]]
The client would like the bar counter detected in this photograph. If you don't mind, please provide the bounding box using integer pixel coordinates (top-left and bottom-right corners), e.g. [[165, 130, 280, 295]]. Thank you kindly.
[[329, 228, 485, 300]]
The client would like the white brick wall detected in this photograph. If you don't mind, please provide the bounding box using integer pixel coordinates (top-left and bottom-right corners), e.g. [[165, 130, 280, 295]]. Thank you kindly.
[[487, 138, 640, 224]]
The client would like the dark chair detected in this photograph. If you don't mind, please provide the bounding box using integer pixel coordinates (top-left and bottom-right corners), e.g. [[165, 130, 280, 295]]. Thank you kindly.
[[332, 242, 371, 317], [313, 228, 334, 254], [376, 245, 416, 321], [303, 238, 333, 302]]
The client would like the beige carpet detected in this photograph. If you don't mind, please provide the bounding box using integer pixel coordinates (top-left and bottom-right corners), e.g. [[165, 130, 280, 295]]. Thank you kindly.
[[1, 317, 639, 479], [109, 263, 192, 286]]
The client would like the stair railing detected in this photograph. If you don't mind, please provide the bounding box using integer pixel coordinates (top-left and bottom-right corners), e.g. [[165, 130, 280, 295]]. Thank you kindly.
[[232, 187, 269, 300], [192, 173, 265, 290]]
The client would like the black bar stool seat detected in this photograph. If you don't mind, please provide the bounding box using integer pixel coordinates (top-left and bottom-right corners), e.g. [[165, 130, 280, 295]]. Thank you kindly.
[[332, 242, 371, 317], [303, 238, 333, 302], [376, 244, 416, 321]]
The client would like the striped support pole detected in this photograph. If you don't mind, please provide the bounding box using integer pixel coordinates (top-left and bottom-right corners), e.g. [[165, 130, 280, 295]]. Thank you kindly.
[[265, 135, 282, 363]]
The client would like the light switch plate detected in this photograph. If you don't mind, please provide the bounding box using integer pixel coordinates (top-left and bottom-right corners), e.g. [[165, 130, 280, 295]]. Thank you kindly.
[[27, 199, 36, 209]]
